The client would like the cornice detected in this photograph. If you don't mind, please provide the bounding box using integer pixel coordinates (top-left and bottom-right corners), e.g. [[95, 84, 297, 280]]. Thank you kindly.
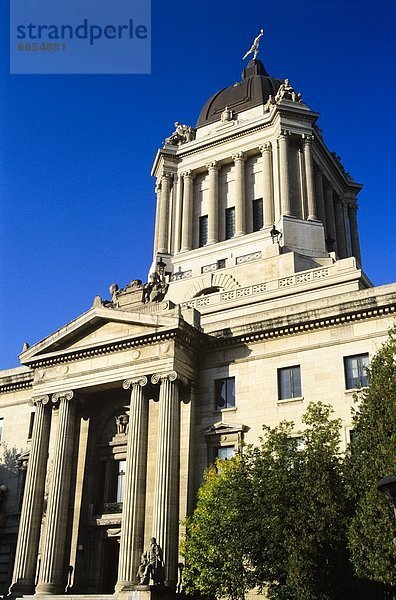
[[21, 324, 203, 370], [208, 302, 396, 348], [0, 378, 33, 394]]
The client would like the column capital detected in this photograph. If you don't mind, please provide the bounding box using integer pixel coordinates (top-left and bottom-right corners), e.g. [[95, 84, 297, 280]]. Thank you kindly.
[[232, 152, 246, 163], [151, 371, 188, 387], [348, 203, 358, 214], [161, 172, 174, 181], [52, 390, 74, 404], [259, 142, 272, 153], [122, 376, 148, 390], [279, 129, 292, 139], [155, 182, 162, 194], [28, 394, 50, 408], [181, 170, 195, 180], [206, 161, 219, 172], [301, 133, 314, 145]]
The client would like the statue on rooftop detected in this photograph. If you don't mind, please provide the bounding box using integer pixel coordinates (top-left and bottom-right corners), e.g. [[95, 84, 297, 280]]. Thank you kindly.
[[242, 28, 264, 61], [275, 78, 302, 103], [165, 122, 196, 146]]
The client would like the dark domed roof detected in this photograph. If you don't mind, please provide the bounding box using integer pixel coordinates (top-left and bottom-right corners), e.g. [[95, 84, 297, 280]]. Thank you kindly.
[[196, 59, 283, 128]]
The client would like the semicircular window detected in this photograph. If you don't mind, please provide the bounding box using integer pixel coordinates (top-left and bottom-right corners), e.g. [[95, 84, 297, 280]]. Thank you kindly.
[[194, 286, 220, 298]]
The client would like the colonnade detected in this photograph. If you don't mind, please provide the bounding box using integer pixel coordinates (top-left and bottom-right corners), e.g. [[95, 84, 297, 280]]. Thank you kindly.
[[10, 370, 188, 595], [153, 132, 361, 264]]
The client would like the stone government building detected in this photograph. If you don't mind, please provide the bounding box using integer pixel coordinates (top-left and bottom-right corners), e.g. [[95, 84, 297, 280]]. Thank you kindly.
[[1, 39, 396, 598]]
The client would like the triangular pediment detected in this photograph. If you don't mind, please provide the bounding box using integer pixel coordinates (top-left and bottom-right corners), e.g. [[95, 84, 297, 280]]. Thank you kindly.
[[20, 306, 180, 364], [202, 421, 247, 436]]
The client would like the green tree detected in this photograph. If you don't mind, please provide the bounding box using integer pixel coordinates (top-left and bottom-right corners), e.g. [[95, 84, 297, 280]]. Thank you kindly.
[[182, 455, 256, 600], [345, 326, 396, 595], [249, 403, 353, 600]]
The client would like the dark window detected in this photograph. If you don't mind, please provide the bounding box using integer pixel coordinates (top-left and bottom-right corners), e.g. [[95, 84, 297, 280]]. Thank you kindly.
[[225, 207, 235, 239], [344, 354, 369, 389], [0, 418, 3, 443], [278, 366, 302, 400], [349, 429, 357, 445], [215, 377, 235, 410], [199, 215, 208, 247], [27, 413, 35, 440], [252, 198, 264, 231], [216, 446, 235, 461]]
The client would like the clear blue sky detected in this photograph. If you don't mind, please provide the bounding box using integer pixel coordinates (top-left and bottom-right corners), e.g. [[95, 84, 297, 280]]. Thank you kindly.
[[1, 0, 395, 369]]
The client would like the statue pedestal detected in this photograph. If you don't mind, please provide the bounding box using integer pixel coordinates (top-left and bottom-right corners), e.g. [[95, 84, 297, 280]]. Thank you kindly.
[[118, 585, 177, 600]]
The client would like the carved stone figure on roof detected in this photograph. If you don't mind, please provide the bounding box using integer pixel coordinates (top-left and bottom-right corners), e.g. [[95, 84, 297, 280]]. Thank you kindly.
[[165, 122, 196, 146], [143, 270, 168, 304], [275, 78, 302, 103]]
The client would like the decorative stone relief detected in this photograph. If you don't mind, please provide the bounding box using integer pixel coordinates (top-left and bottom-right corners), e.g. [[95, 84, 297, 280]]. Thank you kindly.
[[165, 122, 196, 146]]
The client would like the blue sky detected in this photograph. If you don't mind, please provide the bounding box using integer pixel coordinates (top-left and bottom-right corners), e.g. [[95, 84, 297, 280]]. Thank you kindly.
[[1, 0, 396, 368]]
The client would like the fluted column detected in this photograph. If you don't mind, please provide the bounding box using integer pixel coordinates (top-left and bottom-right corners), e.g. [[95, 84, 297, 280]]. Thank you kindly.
[[151, 371, 187, 587], [348, 203, 362, 265], [36, 391, 76, 595], [157, 173, 173, 254], [206, 162, 219, 244], [9, 396, 51, 595], [173, 176, 183, 254], [314, 168, 327, 234], [116, 376, 148, 593], [334, 197, 348, 258], [180, 171, 195, 252], [233, 152, 246, 236], [259, 143, 274, 226], [302, 135, 317, 221], [278, 131, 292, 216], [153, 182, 161, 257], [324, 183, 337, 253]]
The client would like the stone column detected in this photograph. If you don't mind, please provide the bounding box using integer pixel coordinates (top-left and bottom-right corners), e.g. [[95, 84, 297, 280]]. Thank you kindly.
[[153, 182, 161, 258], [173, 176, 183, 254], [324, 183, 337, 253], [9, 396, 51, 595], [334, 197, 348, 258], [232, 152, 246, 236], [278, 131, 292, 216], [180, 171, 195, 252], [157, 173, 173, 254], [348, 203, 362, 265], [36, 391, 77, 595], [302, 135, 317, 221], [116, 376, 148, 593], [151, 371, 187, 587], [206, 161, 219, 244], [314, 168, 327, 234], [259, 143, 274, 226]]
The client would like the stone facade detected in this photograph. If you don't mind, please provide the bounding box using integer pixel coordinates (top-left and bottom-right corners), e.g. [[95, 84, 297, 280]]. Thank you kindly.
[[0, 55, 395, 598]]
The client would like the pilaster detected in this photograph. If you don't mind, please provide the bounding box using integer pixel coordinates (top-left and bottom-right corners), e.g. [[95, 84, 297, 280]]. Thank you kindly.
[[302, 134, 317, 221], [206, 162, 219, 244], [180, 171, 195, 252], [259, 143, 274, 226], [278, 131, 292, 217], [232, 152, 246, 236]]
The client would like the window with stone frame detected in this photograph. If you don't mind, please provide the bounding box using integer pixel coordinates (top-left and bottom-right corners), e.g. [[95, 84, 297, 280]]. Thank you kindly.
[[252, 198, 264, 231], [278, 366, 302, 400], [215, 377, 235, 410], [344, 353, 369, 389], [27, 412, 35, 440], [199, 214, 208, 247], [225, 207, 235, 239], [116, 459, 126, 503], [216, 445, 235, 460]]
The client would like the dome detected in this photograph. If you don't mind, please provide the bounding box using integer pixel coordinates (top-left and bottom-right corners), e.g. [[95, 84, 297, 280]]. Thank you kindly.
[[196, 59, 283, 128]]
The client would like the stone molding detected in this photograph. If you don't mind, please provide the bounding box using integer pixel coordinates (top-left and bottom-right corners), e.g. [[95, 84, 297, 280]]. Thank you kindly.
[[122, 376, 148, 390], [0, 379, 33, 393]]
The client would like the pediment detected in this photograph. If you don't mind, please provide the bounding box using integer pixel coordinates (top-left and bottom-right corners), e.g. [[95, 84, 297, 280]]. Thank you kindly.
[[20, 306, 180, 363], [202, 421, 247, 436]]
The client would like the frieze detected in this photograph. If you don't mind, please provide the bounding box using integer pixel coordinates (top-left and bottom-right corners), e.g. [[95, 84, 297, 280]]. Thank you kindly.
[[202, 259, 226, 274], [236, 252, 262, 265], [170, 270, 192, 282]]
